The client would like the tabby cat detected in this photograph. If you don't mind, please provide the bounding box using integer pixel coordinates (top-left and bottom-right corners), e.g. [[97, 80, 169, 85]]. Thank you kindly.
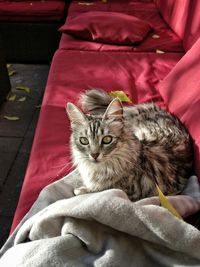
[[66, 89, 193, 201]]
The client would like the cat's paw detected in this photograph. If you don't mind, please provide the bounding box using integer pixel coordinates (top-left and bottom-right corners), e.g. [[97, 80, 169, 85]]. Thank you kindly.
[[74, 186, 88, 196]]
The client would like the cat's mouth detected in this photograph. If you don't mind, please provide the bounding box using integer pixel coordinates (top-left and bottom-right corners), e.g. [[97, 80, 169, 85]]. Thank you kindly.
[[90, 158, 100, 163], [89, 153, 102, 163]]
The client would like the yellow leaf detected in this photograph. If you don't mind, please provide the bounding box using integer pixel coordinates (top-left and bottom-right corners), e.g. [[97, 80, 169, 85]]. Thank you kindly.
[[78, 2, 94, 5], [156, 184, 182, 220], [16, 86, 31, 93], [8, 70, 17, 76], [152, 34, 160, 39], [18, 96, 27, 102], [7, 94, 16, 101], [156, 49, 165, 54], [109, 90, 132, 103], [6, 64, 12, 69], [3, 116, 20, 121]]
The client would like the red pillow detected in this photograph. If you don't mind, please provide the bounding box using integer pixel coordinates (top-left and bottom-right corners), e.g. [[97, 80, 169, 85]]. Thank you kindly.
[[59, 11, 151, 45]]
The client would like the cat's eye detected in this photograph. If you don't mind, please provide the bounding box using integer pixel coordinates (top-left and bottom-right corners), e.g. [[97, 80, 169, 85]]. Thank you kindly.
[[80, 137, 89, 145], [102, 136, 113, 145]]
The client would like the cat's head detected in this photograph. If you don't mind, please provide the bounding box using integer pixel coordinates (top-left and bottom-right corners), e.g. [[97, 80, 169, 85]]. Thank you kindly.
[[66, 98, 125, 165]]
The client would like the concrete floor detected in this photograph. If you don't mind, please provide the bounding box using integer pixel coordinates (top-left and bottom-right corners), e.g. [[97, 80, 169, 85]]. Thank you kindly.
[[0, 64, 49, 248]]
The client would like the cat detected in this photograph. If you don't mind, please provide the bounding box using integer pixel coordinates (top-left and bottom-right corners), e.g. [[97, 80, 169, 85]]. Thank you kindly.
[[66, 89, 193, 201]]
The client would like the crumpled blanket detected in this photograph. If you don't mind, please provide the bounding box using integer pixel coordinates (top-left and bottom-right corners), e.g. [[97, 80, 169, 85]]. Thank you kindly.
[[1, 170, 200, 267]]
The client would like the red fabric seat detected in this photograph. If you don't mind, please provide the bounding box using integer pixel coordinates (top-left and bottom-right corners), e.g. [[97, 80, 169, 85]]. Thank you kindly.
[[0, 0, 66, 22]]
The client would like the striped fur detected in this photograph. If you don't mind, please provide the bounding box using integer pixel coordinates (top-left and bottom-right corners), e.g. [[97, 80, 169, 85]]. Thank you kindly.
[[66, 89, 193, 201]]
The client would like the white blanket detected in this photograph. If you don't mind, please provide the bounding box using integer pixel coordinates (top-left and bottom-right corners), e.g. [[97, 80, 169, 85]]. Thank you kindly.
[[1, 170, 200, 267]]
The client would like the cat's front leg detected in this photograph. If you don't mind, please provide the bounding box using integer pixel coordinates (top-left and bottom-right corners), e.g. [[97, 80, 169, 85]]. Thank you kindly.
[[74, 186, 90, 196]]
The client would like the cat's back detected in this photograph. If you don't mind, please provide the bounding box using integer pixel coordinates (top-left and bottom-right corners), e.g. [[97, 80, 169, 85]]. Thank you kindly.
[[123, 102, 193, 197], [124, 103, 189, 145], [77, 90, 193, 198]]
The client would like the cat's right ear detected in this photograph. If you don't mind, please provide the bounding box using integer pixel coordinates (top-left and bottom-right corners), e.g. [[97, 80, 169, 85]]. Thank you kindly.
[[66, 102, 87, 126]]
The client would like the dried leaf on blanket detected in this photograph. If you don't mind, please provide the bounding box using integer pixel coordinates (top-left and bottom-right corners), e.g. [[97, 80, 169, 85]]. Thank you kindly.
[[156, 184, 182, 219]]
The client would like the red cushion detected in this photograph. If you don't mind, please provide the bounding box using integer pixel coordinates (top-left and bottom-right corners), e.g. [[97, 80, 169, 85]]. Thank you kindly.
[[0, 1, 66, 22], [59, 11, 151, 45], [154, 0, 189, 40], [155, 0, 200, 51], [158, 37, 200, 178], [183, 0, 200, 51]]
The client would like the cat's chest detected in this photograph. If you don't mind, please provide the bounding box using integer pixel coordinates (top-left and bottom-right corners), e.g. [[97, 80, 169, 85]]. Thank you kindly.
[[77, 162, 115, 190], [78, 164, 95, 185]]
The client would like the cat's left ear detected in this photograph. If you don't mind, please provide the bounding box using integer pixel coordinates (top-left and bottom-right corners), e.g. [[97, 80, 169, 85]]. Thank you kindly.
[[66, 102, 87, 126], [103, 98, 123, 121]]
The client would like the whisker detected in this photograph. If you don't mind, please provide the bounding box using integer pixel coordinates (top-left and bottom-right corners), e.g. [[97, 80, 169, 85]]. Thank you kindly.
[[52, 167, 74, 183], [75, 156, 89, 161], [51, 162, 70, 169], [56, 164, 74, 177]]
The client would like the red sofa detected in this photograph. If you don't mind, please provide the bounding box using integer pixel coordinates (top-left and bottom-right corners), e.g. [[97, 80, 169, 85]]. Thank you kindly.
[[8, 0, 200, 231]]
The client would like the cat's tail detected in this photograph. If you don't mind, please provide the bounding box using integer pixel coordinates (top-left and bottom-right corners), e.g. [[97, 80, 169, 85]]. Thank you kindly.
[[79, 89, 113, 115]]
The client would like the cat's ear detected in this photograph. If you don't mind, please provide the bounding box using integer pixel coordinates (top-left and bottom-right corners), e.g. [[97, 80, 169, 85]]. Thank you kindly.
[[103, 98, 123, 121], [66, 102, 87, 126]]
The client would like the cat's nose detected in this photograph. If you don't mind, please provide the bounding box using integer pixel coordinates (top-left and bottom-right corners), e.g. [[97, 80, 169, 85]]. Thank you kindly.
[[90, 153, 100, 160]]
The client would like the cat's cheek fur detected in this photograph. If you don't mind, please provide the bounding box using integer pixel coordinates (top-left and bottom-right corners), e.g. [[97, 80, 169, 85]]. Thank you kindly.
[[71, 147, 86, 166]]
